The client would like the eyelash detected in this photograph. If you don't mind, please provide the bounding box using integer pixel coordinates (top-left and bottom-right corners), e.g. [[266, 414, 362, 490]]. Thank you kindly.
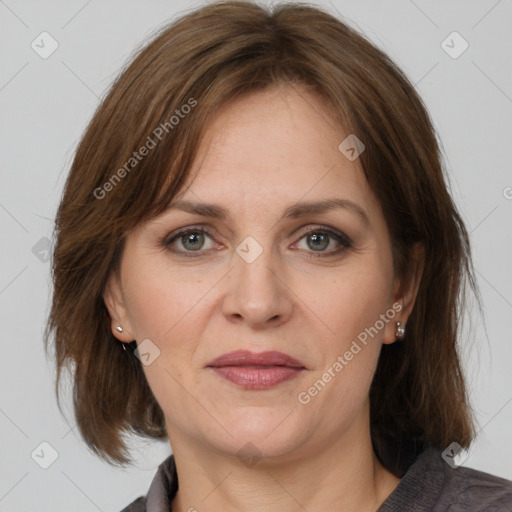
[[159, 225, 353, 259]]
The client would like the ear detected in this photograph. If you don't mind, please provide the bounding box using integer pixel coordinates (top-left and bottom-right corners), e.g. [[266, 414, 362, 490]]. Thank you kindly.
[[383, 242, 425, 344], [103, 270, 136, 342]]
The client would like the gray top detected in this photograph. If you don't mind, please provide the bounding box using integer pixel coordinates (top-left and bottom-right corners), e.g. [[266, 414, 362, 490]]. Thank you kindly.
[[120, 446, 512, 511]]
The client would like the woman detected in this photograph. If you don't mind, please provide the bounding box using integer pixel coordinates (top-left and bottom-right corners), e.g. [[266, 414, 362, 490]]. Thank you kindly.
[[44, 1, 512, 511]]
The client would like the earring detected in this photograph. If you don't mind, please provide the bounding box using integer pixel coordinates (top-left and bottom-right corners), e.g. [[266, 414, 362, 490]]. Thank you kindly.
[[115, 326, 127, 351], [395, 321, 406, 340]]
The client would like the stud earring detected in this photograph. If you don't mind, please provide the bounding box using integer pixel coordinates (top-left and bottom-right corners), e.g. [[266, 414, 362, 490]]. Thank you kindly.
[[395, 321, 406, 340]]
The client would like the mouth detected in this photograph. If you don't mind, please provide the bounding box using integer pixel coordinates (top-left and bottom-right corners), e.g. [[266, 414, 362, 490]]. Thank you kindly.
[[206, 350, 306, 390]]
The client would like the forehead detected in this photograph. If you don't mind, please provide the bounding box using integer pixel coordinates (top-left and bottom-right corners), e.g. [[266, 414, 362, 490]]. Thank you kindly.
[[176, 85, 376, 216]]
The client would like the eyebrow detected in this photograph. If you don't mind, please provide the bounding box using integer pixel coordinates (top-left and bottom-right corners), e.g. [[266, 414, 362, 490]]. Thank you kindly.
[[165, 198, 370, 227]]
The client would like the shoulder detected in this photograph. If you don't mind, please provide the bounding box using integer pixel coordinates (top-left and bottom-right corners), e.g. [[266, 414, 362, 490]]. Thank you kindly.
[[441, 461, 512, 510], [379, 446, 512, 511], [119, 495, 146, 512]]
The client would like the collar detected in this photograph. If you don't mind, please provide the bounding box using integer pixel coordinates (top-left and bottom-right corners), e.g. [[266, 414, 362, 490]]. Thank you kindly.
[[145, 454, 178, 512]]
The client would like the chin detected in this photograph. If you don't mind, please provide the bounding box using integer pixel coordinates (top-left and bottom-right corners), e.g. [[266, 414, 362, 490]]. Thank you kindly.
[[204, 408, 310, 463]]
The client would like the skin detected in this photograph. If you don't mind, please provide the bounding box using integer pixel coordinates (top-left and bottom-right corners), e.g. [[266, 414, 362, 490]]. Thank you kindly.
[[104, 83, 424, 512]]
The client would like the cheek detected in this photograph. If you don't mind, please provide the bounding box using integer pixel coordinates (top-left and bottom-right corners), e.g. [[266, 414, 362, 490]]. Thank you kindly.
[[121, 255, 216, 391], [296, 272, 388, 419], [304, 261, 392, 352], [122, 256, 203, 343], [122, 263, 206, 423], [311, 257, 393, 405]]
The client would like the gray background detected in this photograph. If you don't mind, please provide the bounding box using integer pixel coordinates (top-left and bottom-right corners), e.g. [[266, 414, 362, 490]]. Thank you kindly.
[[0, 0, 511, 510]]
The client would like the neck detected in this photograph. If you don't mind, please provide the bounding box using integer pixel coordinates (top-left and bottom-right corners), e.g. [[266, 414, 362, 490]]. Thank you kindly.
[[168, 417, 400, 512]]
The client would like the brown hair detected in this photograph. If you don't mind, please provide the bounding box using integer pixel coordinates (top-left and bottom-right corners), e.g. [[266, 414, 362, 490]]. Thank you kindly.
[[44, 0, 479, 473]]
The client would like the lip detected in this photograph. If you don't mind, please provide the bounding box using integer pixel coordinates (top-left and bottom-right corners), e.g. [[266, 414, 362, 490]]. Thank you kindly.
[[207, 350, 305, 368], [206, 350, 305, 390]]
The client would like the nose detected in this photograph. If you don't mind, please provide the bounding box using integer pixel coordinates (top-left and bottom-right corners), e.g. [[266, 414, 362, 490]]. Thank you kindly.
[[221, 242, 294, 329]]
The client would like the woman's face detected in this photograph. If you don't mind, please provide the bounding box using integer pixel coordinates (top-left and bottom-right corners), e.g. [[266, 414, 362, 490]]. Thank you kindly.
[[106, 84, 412, 463]]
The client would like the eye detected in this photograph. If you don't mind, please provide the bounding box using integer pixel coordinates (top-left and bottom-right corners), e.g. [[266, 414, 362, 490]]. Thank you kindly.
[[160, 225, 353, 258], [161, 227, 216, 255], [294, 226, 352, 257]]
